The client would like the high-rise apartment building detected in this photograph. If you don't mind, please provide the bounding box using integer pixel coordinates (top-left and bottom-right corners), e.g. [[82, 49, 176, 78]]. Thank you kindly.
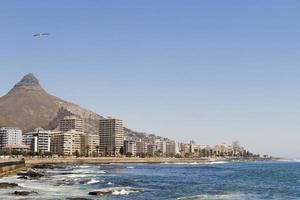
[[99, 118, 124, 156], [81, 133, 100, 156], [59, 116, 84, 132], [0, 127, 22, 149], [51, 130, 82, 156], [166, 141, 179, 156], [136, 140, 145, 154], [23, 128, 51, 153]]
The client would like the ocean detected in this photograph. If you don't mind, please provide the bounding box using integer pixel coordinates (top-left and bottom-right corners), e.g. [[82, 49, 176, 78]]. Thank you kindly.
[[0, 160, 300, 199]]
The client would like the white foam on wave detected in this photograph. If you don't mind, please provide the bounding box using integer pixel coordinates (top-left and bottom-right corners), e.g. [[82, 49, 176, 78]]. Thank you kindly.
[[87, 178, 100, 185], [94, 187, 142, 196], [209, 161, 229, 164], [79, 165, 92, 168], [277, 159, 300, 163], [126, 166, 135, 169], [66, 174, 88, 178]]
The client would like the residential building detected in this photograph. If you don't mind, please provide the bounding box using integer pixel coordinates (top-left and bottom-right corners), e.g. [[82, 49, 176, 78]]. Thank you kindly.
[[124, 140, 136, 156], [136, 140, 145, 154], [166, 141, 179, 156], [51, 130, 82, 156], [23, 128, 51, 153], [81, 134, 100, 156], [0, 127, 22, 149], [59, 116, 84, 132], [147, 143, 156, 155], [99, 118, 124, 156]]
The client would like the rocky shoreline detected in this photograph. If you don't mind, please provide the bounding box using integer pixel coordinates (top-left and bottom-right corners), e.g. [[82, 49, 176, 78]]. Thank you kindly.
[[24, 157, 272, 166]]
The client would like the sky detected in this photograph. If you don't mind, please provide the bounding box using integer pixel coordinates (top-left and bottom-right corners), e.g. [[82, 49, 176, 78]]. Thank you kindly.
[[1, 0, 300, 157]]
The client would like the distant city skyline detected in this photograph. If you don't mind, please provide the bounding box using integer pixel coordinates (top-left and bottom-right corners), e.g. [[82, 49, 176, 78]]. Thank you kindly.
[[1, 1, 300, 157]]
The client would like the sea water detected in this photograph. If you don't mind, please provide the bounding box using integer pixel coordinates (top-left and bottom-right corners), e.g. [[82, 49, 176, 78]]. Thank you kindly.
[[0, 161, 300, 199]]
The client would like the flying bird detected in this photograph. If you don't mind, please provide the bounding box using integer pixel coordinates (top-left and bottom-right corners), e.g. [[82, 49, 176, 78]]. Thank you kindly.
[[33, 33, 49, 37]]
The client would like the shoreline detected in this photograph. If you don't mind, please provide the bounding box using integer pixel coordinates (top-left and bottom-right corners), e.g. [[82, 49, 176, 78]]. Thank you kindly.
[[24, 157, 273, 166]]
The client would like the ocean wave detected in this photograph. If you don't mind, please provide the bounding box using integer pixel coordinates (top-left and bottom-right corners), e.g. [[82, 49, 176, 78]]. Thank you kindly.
[[86, 178, 100, 185], [89, 187, 143, 196], [177, 193, 247, 200], [277, 159, 300, 163], [126, 166, 135, 169], [161, 161, 229, 165], [209, 161, 229, 164]]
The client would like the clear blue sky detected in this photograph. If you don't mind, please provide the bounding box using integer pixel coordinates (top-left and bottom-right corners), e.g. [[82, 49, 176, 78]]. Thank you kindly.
[[1, 1, 300, 157]]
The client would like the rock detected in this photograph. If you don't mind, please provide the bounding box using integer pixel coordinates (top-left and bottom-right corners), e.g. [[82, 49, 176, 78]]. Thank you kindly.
[[0, 182, 18, 188], [13, 191, 38, 196], [17, 170, 44, 179], [17, 176, 28, 180], [32, 164, 65, 169], [32, 164, 54, 169], [88, 191, 111, 196]]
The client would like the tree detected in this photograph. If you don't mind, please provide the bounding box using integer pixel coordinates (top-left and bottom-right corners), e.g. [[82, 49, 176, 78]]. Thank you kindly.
[[74, 150, 80, 157], [95, 145, 100, 157], [126, 152, 132, 157], [86, 145, 90, 157], [119, 146, 124, 155]]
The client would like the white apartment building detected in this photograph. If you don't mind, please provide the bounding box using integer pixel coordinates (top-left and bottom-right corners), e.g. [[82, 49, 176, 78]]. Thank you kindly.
[[124, 140, 136, 156], [0, 127, 22, 149], [23, 128, 51, 153], [51, 130, 82, 156], [166, 141, 179, 156]]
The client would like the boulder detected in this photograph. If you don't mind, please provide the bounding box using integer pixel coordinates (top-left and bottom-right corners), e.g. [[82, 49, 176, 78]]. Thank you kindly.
[[17, 170, 44, 178], [0, 182, 18, 188], [13, 191, 38, 196]]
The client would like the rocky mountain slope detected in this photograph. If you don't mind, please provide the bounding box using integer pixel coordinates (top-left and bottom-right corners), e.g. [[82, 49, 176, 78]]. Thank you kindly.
[[0, 73, 150, 138]]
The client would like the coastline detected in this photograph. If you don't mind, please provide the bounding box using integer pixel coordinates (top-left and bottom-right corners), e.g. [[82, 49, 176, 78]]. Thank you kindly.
[[24, 157, 272, 166]]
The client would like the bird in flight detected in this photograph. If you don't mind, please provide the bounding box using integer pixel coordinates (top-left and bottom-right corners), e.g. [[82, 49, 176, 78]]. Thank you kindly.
[[33, 33, 49, 37]]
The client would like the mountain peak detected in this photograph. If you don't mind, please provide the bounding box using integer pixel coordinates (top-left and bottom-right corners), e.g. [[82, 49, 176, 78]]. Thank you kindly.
[[13, 73, 43, 90]]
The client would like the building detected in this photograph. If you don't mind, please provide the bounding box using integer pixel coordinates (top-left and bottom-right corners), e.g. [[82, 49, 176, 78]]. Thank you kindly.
[[166, 141, 179, 156], [81, 134, 100, 156], [190, 140, 196, 153], [214, 143, 232, 156], [99, 118, 124, 156], [124, 140, 136, 156], [136, 140, 145, 154], [147, 143, 156, 155], [2, 144, 29, 152], [160, 141, 167, 155], [0, 127, 22, 149], [23, 128, 51, 153], [59, 116, 84, 132], [51, 130, 82, 156]]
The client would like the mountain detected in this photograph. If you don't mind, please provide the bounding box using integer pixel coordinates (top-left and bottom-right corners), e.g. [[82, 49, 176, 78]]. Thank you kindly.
[[0, 73, 147, 138]]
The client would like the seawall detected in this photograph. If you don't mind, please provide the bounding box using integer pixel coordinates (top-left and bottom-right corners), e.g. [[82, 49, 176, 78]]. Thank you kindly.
[[0, 160, 25, 177]]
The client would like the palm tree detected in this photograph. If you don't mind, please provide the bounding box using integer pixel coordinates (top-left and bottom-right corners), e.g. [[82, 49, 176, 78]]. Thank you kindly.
[[95, 145, 100, 157], [86, 145, 90, 157]]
